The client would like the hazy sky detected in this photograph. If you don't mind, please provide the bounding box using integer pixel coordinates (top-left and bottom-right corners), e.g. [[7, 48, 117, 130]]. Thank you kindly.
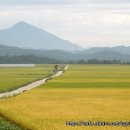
[[0, 0, 130, 48]]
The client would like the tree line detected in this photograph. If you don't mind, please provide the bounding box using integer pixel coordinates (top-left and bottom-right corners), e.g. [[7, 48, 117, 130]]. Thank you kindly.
[[0, 55, 59, 64], [0, 55, 130, 64]]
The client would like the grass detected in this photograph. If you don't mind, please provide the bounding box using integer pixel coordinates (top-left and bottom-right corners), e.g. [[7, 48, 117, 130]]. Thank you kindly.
[[0, 65, 53, 93], [0, 116, 22, 130], [0, 65, 130, 130]]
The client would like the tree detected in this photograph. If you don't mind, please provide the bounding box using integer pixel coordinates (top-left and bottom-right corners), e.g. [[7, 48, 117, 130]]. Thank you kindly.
[[54, 64, 59, 72]]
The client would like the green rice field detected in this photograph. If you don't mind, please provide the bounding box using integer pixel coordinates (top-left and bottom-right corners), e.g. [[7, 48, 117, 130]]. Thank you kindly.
[[0, 65, 53, 93], [45, 64, 130, 88]]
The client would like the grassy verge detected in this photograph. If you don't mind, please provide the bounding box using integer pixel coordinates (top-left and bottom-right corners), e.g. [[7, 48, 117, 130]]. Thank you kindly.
[[0, 116, 22, 130]]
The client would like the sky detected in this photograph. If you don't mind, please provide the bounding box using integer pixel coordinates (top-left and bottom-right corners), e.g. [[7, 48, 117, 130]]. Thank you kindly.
[[0, 0, 130, 48]]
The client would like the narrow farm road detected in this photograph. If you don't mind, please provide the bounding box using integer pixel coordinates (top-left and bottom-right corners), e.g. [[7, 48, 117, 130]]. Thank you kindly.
[[0, 65, 69, 98]]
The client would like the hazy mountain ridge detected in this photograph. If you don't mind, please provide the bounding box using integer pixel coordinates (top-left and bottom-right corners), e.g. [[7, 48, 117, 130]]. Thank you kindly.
[[84, 46, 130, 55], [0, 44, 130, 62]]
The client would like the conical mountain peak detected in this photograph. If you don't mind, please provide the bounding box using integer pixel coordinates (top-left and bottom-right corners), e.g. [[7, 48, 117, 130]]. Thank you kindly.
[[0, 21, 82, 51], [12, 21, 34, 28]]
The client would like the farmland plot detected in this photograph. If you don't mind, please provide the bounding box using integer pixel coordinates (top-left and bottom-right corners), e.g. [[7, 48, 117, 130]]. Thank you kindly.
[[0, 65, 53, 93], [0, 65, 130, 130]]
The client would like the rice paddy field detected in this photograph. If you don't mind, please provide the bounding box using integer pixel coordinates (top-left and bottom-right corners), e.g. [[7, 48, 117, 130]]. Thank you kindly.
[[0, 65, 130, 130], [0, 65, 54, 93]]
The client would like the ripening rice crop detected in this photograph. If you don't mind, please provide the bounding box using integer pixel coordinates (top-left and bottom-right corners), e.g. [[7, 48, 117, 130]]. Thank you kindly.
[[0, 65, 130, 130]]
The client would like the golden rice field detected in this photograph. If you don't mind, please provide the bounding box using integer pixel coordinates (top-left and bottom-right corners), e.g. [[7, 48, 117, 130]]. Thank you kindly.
[[0, 65, 130, 130]]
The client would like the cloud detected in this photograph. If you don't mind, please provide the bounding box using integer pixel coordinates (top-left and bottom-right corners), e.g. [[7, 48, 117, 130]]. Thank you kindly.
[[0, 0, 130, 6], [0, 1, 130, 47], [0, 0, 70, 5]]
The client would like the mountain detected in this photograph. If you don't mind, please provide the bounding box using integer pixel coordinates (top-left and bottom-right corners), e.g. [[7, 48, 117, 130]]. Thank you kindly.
[[0, 21, 82, 51], [0, 44, 80, 60], [0, 44, 130, 62], [84, 46, 130, 55], [86, 51, 130, 61]]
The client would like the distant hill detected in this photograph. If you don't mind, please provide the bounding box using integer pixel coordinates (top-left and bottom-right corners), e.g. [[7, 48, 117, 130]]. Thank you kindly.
[[86, 51, 130, 61], [0, 44, 77, 60], [0, 21, 82, 51], [84, 46, 130, 55], [0, 44, 130, 62]]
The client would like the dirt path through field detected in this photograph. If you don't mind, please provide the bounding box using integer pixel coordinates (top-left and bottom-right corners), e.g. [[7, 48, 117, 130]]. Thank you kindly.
[[0, 65, 69, 98]]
